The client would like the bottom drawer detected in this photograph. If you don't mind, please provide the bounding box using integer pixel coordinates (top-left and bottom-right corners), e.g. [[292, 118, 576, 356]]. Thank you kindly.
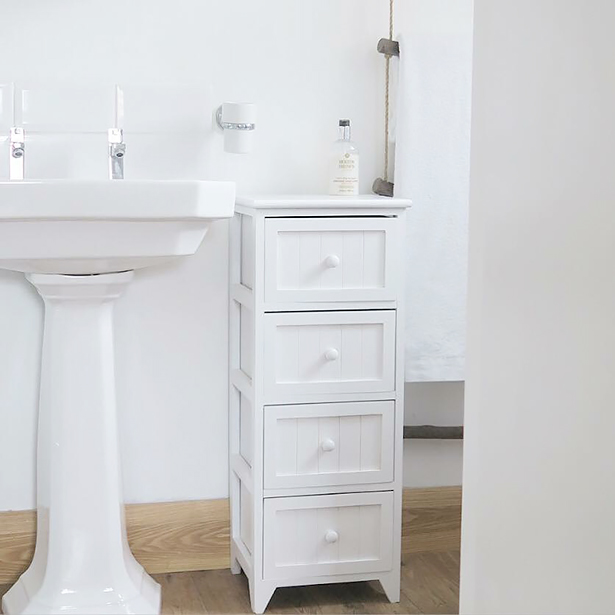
[[263, 491, 394, 580]]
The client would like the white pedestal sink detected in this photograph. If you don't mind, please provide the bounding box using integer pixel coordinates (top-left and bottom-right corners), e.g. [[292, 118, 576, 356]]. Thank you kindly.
[[0, 180, 235, 615]]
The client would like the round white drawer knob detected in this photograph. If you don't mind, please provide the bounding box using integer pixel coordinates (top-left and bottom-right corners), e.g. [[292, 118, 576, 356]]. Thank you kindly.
[[325, 348, 339, 361], [324, 254, 340, 268], [325, 530, 339, 544], [321, 438, 336, 452]]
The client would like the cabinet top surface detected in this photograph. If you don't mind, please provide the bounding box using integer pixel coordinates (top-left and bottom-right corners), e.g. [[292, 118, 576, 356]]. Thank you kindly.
[[236, 194, 412, 209]]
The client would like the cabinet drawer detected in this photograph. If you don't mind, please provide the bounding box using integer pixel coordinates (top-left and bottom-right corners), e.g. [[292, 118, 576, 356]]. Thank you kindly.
[[264, 491, 394, 580], [264, 401, 395, 489], [264, 217, 399, 304], [263, 310, 396, 400]]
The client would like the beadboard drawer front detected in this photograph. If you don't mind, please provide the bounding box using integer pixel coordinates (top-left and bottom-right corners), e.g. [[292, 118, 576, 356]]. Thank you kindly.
[[264, 217, 399, 303], [263, 310, 396, 400], [264, 491, 394, 580], [264, 401, 395, 489]]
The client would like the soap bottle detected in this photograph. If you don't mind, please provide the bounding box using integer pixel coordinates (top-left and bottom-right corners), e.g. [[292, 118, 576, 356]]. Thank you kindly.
[[329, 119, 359, 196]]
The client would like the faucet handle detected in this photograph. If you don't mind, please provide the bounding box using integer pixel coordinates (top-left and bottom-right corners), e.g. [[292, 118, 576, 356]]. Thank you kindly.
[[108, 128, 125, 155], [108, 128, 123, 144]]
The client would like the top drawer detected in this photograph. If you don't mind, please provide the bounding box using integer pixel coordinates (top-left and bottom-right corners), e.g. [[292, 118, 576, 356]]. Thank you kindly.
[[264, 217, 400, 304]]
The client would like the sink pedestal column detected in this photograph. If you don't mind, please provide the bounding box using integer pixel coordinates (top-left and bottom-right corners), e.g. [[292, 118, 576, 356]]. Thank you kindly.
[[2, 272, 161, 615]]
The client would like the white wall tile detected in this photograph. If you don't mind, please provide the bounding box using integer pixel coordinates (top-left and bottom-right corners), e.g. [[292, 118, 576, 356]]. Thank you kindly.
[[117, 84, 211, 133], [24, 134, 108, 180], [123, 133, 208, 179], [14, 83, 115, 133], [0, 138, 8, 179], [0, 84, 14, 130]]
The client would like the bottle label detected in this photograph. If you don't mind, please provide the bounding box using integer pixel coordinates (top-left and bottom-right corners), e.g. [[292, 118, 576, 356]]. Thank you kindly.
[[329, 153, 359, 195]]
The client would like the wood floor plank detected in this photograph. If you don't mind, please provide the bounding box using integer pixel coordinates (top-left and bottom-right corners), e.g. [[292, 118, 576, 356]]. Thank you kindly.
[[0, 550, 459, 615], [186, 550, 457, 615], [157, 572, 207, 615], [0, 511, 36, 584], [401, 551, 460, 614], [403, 489, 462, 554], [269, 582, 370, 614], [127, 499, 231, 574], [0, 499, 232, 585], [190, 568, 253, 614]]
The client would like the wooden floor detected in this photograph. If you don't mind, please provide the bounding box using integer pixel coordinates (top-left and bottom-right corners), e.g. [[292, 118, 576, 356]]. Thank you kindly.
[[0, 551, 459, 614]]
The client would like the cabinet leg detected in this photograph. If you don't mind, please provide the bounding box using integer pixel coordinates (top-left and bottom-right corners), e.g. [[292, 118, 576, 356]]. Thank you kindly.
[[379, 570, 401, 603], [230, 541, 242, 574], [248, 579, 276, 614], [230, 557, 242, 575]]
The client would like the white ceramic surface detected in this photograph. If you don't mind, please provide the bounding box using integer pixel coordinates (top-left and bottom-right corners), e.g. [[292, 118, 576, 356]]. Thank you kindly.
[[14, 84, 116, 133], [1, 179, 235, 615], [0, 180, 235, 274]]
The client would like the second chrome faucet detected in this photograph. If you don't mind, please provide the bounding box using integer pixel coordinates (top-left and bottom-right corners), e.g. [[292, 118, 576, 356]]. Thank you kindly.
[[9, 127, 25, 180], [108, 128, 126, 180]]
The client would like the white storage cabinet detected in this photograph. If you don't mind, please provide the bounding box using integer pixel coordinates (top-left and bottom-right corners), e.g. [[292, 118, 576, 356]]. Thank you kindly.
[[229, 195, 410, 613]]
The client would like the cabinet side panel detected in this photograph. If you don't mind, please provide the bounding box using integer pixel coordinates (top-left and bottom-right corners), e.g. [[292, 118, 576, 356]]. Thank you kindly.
[[240, 214, 255, 290]]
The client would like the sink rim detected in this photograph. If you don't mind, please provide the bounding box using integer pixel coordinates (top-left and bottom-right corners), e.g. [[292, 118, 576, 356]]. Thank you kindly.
[[0, 179, 236, 221]]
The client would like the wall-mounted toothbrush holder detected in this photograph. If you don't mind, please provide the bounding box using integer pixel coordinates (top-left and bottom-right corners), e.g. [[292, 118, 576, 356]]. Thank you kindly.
[[215, 102, 256, 154]]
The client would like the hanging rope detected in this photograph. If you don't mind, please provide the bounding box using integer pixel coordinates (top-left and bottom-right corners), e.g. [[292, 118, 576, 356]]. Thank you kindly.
[[384, 0, 394, 182], [373, 0, 398, 196]]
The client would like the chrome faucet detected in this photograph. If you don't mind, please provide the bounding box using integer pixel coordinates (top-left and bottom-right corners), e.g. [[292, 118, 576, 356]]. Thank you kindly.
[[108, 128, 126, 180], [9, 127, 25, 180]]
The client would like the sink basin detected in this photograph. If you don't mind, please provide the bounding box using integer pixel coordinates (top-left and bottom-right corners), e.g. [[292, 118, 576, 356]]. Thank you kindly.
[[0, 179, 235, 274], [1, 179, 235, 615]]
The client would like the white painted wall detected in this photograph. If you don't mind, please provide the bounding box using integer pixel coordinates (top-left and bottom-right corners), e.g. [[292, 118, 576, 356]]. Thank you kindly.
[[0, 0, 389, 512], [397, 0, 471, 489], [395, 0, 473, 384], [0, 0, 470, 511], [461, 1, 615, 613]]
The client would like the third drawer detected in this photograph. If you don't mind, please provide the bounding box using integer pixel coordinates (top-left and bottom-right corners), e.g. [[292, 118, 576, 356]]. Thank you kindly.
[[264, 400, 395, 489]]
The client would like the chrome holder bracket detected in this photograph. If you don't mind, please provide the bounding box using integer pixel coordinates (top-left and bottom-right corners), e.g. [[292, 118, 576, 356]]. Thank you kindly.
[[215, 106, 256, 131]]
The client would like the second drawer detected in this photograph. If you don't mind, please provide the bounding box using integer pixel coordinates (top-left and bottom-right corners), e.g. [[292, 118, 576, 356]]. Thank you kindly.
[[263, 310, 396, 401], [264, 401, 395, 489]]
